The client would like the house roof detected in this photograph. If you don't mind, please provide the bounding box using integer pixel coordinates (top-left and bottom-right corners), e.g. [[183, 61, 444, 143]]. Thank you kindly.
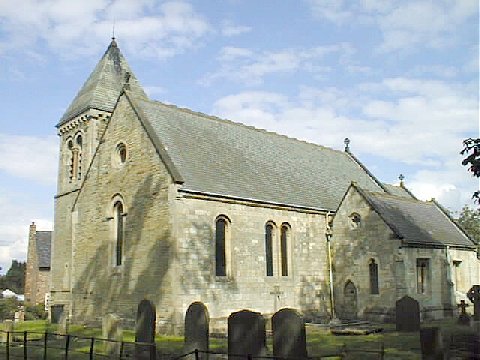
[[128, 94, 384, 210], [35, 231, 52, 269], [358, 188, 475, 248], [57, 39, 146, 127]]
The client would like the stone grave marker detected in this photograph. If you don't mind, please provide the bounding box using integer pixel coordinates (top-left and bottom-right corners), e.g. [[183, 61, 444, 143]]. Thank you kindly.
[[457, 300, 471, 326], [2, 320, 13, 342], [272, 308, 308, 359], [228, 310, 266, 359], [420, 327, 444, 360], [396, 295, 420, 332], [58, 312, 69, 335], [184, 302, 209, 358], [102, 313, 123, 356], [467, 285, 480, 321], [135, 299, 156, 360]]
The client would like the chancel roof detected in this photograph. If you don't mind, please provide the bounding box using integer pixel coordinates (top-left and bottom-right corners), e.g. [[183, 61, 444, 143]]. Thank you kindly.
[[129, 95, 384, 210], [35, 231, 52, 269], [57, 39, 146, 127], [359, 188, 475, 248]]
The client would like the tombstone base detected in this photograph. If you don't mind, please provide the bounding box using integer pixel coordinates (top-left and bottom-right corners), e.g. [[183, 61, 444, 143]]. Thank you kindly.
[[458, 313, 471, 326]]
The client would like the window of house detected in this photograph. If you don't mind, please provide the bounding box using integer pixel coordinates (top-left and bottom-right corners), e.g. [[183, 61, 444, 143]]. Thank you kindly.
[[416, 258, 430, 294], [114, 201, 124, 266], [265, 222, 274, 276], [349, 213, 361, 229], [280, 223, 290, 276], [369, 259, 379, 294], [215, 216, 230, 277]]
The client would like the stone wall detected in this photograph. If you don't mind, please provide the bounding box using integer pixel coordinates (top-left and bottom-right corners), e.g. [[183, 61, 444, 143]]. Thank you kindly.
[[333, 186, 400, 322], [172, 195, 331, 331], [68, 95, 176, 328]]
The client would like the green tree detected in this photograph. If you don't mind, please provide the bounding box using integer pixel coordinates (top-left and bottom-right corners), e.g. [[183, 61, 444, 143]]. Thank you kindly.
[[457, 205, 480, 245], [0, 260, 26, 294], [461, 137, 480, 203]]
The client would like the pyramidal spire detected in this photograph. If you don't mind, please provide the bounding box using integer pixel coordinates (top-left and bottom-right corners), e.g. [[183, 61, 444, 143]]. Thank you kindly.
[[57, 39, 147, 127]]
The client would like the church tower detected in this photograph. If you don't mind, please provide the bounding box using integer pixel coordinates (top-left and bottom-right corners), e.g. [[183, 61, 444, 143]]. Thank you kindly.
[[50, 39, 146, 317]]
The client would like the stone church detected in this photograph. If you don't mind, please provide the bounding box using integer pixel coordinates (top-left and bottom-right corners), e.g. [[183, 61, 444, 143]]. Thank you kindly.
[[48, 39, 479, 332]]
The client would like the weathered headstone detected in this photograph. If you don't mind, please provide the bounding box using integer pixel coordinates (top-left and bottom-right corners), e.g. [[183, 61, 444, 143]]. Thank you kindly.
[[396, 295, 420, 332], [14, 310, 25, 322], [102, 313, 123, 356], [58, 312, 69, 335], [420, 327, 444, 360], [467, 285, 480, 321], [2, 319, 13, 342], [184, 302, 209, 359], [272, 308, 308, 359], [457, 300, 471, 326], [135, 299, 156, 360], [228, 310, 266, 359]]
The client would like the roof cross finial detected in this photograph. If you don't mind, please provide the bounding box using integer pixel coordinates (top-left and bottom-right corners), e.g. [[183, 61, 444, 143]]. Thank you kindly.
[[399, 173, 405, 187], [344, 137, 350, 152], [112, 18, 115, 40]]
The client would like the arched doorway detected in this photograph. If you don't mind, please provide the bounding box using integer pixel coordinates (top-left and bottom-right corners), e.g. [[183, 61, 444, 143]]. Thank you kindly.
[[343, 280, 358, 319]]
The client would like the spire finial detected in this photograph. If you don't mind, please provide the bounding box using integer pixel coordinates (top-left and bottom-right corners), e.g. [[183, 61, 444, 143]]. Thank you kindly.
[[112, 18, 115, 40], [344, 137, 350, 152], [399, 173, 405, 187]]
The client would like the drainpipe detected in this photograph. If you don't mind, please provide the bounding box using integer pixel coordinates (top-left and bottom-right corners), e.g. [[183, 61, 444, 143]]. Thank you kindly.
[[325, 212, 338, 323]]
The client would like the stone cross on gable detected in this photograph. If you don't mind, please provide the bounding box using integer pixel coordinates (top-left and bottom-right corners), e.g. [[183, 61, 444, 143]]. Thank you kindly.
[[467, 285, 480, 321]]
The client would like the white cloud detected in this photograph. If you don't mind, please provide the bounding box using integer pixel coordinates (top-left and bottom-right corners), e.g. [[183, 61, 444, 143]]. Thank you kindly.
[[308, 0, 478, 52], [0, 134, 58, 184], [201, 43, 353, 86], [220, 20, 251, 37], [0, 0, 212, 59]]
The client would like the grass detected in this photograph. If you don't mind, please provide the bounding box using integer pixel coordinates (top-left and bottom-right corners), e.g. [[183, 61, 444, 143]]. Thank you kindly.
[[1, 318, 478, 359]]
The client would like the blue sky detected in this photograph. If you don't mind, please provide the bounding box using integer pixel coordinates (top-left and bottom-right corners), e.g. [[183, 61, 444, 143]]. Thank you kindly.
[[0, 0, 478, 274]]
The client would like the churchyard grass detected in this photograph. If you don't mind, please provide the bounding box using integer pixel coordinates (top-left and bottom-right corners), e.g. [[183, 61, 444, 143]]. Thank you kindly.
[[3, 318, 477, 358]]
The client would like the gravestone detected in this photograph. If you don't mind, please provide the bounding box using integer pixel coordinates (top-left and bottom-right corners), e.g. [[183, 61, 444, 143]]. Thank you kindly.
[[420, 327, 444, 360], [457, 300, 471, 326], [184, 302, 209, 359], [2, 319, 13, 342], [228, 310, 266, 359], [272, 308, 308, 359], [14, 310, 25, 322], [396, 295, 420, 332], [467, 285, 480, 321], [58, 312, 69, 335], [102, 313, 123, 356], [135, 299, 156, 360]]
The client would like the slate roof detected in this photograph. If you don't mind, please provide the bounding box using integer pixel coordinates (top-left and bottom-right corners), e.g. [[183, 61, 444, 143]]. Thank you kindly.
[[382, 184, 416, 199], [129, 95, 384, 210], [57, 39, 146, 127], [35, 231, 52, 269], [359, 189, 475, 248]]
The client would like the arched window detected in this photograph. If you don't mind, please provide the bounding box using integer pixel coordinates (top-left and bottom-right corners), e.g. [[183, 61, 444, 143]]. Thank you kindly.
[[75, 134, 82, 180], [114, 201, 124, 266], [369, 259, 379, 294], [265, 222, 274, 276], [215, 216, 230, 276], [67, 134, 83, 182], [280, 223, 290, 276]]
